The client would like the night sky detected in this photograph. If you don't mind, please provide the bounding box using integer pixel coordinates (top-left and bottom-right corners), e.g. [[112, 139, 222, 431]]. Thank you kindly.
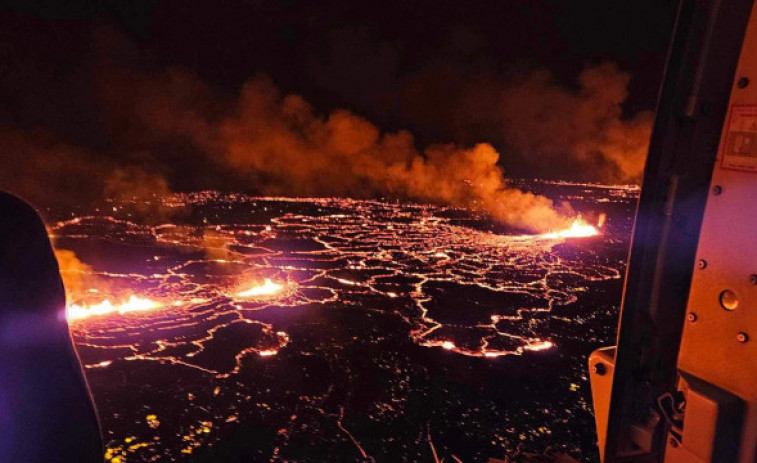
[[0, 0, 679, 207]]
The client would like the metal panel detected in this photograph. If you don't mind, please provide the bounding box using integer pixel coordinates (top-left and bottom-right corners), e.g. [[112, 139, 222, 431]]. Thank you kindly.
[[677, 5, 757, 462], [590, 347, 617, 458], [603, 0, 754, 461]]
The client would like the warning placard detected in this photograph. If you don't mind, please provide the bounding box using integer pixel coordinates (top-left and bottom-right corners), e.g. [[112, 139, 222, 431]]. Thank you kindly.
[[723, 105, 757, 172]]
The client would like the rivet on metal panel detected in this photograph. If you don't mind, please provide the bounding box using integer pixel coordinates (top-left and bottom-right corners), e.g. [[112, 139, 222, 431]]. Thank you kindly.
[[737, 332, 749, 343], [698, 259, 708, 269], [712, 185, 723, 195], [592, 363, 606, 376], [720, 290, 739, 311], [737, 77, 750, 88], [750, 274, 757, 285], [687, 312, 698, 323]]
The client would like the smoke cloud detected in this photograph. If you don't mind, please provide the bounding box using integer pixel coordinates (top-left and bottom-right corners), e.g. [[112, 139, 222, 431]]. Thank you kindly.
[[1, 26, 653, 232], [496, 63, 653, 182], [310, 28, 654, 183], [54, 249, 93, 300], [0, 127, 174, 222], [53, 248, 121, 305], [96, 66, 572, 232], [104, 167, 178, 224], [0, 129, 104, 210], [221, 77, 573, 230]]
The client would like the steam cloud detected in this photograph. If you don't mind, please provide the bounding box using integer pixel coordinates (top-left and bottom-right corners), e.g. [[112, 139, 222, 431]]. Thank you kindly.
[[313, 29, 654, 183], [102, 69, 571, 231], [54, 249, 94, 300], [496, 63, 653, 182], [0, 28, 652, 232], [0, 129, 104, 210], [0, 128, 172, 218]]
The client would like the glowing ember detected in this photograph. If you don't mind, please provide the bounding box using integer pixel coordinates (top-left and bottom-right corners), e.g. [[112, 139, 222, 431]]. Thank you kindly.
[[67, 295, 160, 321], [237, 278, 283, 298], [441, 341, 456, 350], [525, 340, 554, 352], [540, 219, 600, 240], [258, 349, 278, 357]]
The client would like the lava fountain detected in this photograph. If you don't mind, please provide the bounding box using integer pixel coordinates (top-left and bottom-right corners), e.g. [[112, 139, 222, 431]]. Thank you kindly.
[[65, 277, 286, 322], [237, 278, 284, 298], [67, 295, 161, 322], [539, 218, 601, 240]]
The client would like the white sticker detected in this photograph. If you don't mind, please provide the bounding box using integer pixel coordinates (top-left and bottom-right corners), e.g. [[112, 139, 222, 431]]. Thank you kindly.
[[723, 105, 757, 172]]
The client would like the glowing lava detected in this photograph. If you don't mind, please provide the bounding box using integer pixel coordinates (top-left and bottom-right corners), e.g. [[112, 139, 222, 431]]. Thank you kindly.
[[67, 295, 160, 322], [525, 340, 554, 352], [237, 278, 283, 298], [441, 341, 456, 350], [540, 219, 600, 240], [258, 349, 279, 357]]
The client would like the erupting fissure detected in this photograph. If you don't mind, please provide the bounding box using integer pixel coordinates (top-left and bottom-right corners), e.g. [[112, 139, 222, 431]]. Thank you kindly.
[[50, 191, 627, 461], [65, 220, 599, 321], [65, 279, 286, 322], [62, 214, 601, 323], [67, 295, 160, 321], [237, 279, 284, 298], [538, 218, 601, 240]]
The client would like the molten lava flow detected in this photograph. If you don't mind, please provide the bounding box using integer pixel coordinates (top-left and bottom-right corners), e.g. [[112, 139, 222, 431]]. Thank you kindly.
[[540, 219, 600, 240], [237, 278, 283, 298], [258, 349, 278, 357], [525, 340, 554, 352], [67, 295, 160, 322]]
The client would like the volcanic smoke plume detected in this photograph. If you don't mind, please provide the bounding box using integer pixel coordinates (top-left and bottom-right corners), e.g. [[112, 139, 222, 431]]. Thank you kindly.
[[99, 65, 573, 232], [0, 28, 652, 232], [0, 128, 173, 220], [496, 63, 653, 182], [54, 248, 117, 309], [54, 249, 94, 300], [220, 79, 573, 231], [0, 128, 104, 210]]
